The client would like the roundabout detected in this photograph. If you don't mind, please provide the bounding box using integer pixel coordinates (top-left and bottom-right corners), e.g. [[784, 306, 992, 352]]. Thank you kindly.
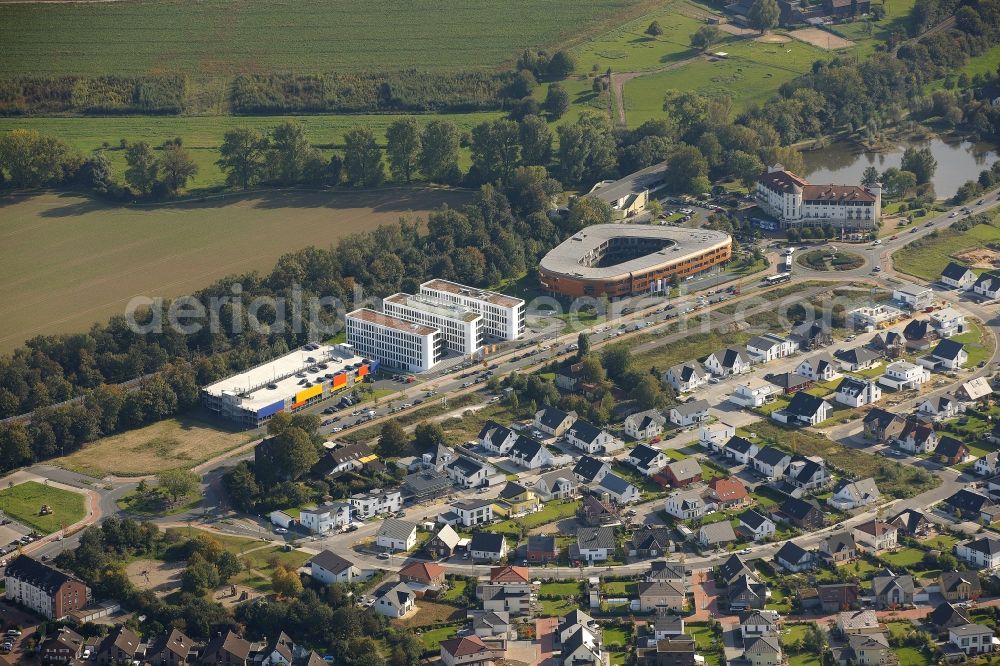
[[795, 247, 866, 271]]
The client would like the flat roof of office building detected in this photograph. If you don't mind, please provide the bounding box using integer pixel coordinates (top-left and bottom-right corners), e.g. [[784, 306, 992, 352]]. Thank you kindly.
[[539, 224, 731, 281], [347, 308, 438, 336], [384, 293, 482, 323], [421, 279, 524, 309]]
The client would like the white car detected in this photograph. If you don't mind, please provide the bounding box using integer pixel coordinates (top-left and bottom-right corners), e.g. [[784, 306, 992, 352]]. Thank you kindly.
[[740, 548, 752, 554], [377, 552, 390, 560], [274, 527, 288, 534]]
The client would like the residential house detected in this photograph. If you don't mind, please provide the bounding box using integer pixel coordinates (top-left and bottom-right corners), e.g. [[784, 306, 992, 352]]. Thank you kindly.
[[729, 574, 769, 610], [307, 550, 362, 584], [625, 410, 667, 441], [775, 541, 814, 572], [920, 339, 968, 370], [888, 508, 932, 538], [796, 353, 839, 382], [627, 444, 669, 476], [652, 614, 686, 640], [790, 320, 833, 350], [704, 347, 752, 377], [835, 347, 882, 372], [741, 610, 781, 639], [729, 378, 776, 409], [637, 581, 686, 612], [699, 521, 737, 549], [658, 458, 702, 488], [700, 422, 736, 450], [638, 635, 696, 666], [566, 419, 619, 454], [862, 408, 904, 442], [507, 435, 553, 469], [534, 407, 577, 437], [879, 361, 931, 390], [199, 631, 252, 666], [752, 446, 792, 480], [40, 627, 85, 665], [718, 554, 754, 586], [399, 561, 446, 588], [628, 527, 675, 558], [574, 456, 611, 485], [723, 436, 759, 465], [744, 636, 782, 666], [934, 436, 969, 465], [941, 262, 976, 290], [940, 571, 982, 602], [426, 524, 462, 559], [479, 420, 516, 454], [765, 371, 815, 395], [956, 536, 1000, 570], [817, 583, 860, 613], [578, 494, 620, 526], [526, 535, 559, 563], [773, 391, 831, 427], [664, 361, 709, 393], [299, 502, 351, 534], [837, 610, 881, 636], [558, 609, 599, 643], [147, 629, 198, 666], [872, 574, 914, 608], [350, 488, 402, 518], [835, 376, 882, 408], [943, 488, 994, 520], [440, 635, 497, 666], [646, 560, 688, 586], [478, 566, 537, 615], [535, 469, 579, 500], [784, 456, 830, 491], [95, 627, 141, 665], [447, 457, 491, 489], [494, 482, 539, 517], [376, 519, 417, 552], [404, 470, 453, 502], [931, 307, 967, 338], [869, 331, 905, 358], [746, 333, 794, 363], [903, 319, 935, 348], [841, 633, 892, 666], [468, 610, 513, 640], [664, 488, 707, 521], [469, 532, 507, 562], [708, 477, 751, 510], [895, 418, 937, 454], [852, 520, 897, 553], [958, 377, 993, 404], [738, 509, 776, 542], [598, 473, 641, 504], [928, 603, 973, 637], [779, 497, 825, 529], [918, 394, 963, 420], [976, 452, 1000, 477], [828, 478, 880, 510], [669, 400, 710, 427], [417, 443, 456, 472], [820, 532, 858, 564], [575, 526, 617, 562], [893, 283, 933, 310], [948, 625, 995, 656], [973, 271, 1000, 299], [561, 625, 608, 666]]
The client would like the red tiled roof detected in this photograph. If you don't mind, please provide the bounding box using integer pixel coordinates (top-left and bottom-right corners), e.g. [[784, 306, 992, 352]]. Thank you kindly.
[[490, 565, 530, 583], [802, 184, 876, 203], [441, 635, 489, 657], [710, 478, 749, 502], [399, 561, 444, 583], [758, 169, 809, 193]]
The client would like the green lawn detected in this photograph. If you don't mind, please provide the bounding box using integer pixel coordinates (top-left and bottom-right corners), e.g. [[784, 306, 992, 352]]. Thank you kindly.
[[920, 534, 958, 551], [602, 581, 638, 596], [540, 581, 584, 597], [486, 499, 581, 534], [894, 646, 933, 666], [687, 623, 723, 666], [0, 481, 87, 534], [894, 219, 1000, 281], [881, 547, 925, 568], [604, 627, 629, 648], [539, 598, 581, 617], [441, 578, 468, 601], [950, 320, 993, 368], [419, 625, 461, 651]]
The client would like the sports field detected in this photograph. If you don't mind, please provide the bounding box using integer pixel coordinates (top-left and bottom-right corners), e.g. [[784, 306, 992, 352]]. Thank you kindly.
[[0, 113, 501, 190], [54, 415, 250, 477], [0, 0, 657, 78], [0, 481, 86, 534], [0, 188, 472, 351]]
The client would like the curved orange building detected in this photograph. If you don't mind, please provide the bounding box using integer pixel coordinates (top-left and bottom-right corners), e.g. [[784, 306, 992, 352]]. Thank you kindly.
[[538, 225, 732, 298]]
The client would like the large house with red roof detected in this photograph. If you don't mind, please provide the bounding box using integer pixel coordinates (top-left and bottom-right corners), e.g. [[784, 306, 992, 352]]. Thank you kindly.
[[756, 165, 881, 230]]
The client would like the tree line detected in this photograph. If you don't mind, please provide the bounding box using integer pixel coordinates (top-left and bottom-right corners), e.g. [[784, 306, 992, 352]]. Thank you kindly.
[[0, 75, 187, 115]]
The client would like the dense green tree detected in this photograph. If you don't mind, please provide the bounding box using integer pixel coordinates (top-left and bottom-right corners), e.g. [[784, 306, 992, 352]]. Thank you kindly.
[[564, 196, 613, 234], [601, 343, 632, 381], [78, 152, 115, 193], [547, 50, 577, 78], [556, 112, 618, 186], [691, 25, 722, 49], [124, 141, 159, 195], [543, 83, 570, 119], [647, 20, 664, 36], [728, 149, 765, 190], [631, 373, 666, 409], [900, 146, 937, 184], [158, 144, 198, 193], [749, 0, 781, 33], [377, 419, 409, 458], [518, 115, 554, 166], [385, 118, 422, 182], [217, 127, 268, 189], [158, 468, 200, 504], [861, 166, 880, 187], [665, 144, 710, 193], [0, 129, 79, 188], [471, 118, 521, 183], [343, 127, 385, 187], [270, 120, 311, 183], [419, 120, 461, 183], [413, 421, 447, 451], [577, 332, 591, 359]]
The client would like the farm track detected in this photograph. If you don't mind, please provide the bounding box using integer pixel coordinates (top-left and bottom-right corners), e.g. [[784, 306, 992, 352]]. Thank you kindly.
[[610, 54, 705, 127]]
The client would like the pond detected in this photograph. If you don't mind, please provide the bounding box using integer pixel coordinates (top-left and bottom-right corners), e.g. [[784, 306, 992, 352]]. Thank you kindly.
[[801, 136, 997, 199]]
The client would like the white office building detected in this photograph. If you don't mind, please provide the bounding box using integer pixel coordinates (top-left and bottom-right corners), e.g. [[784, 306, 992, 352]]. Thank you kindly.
[[419, 279, 525, 340], [346, 308, 443, 373], [383, 292, 484, 356]]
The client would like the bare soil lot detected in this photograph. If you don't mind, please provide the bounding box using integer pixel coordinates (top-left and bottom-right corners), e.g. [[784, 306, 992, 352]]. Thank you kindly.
[[127, 558, 184, 597], [789, 27, 855, 49], [0, 187, 472, 352]]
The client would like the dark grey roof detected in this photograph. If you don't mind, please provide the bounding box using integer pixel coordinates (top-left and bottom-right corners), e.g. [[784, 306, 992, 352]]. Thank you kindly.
[[864, 407, 900, 429], [765, 372, 813, 390], [537, 407, 573, 430], [714, 346, 749, 368], [961, 536, 1000, 556], [567, 419, 603, 444], [935, 436, 967, 459], [670, 361, 704, 382], [942, 261, 974, 280], [823, 531, 856, 553], [889, 508, 928, 534], [577, 525, 616, 550], [3, 555, 82, 594], [573, 455, 608, 482], [509, 435, 544, 461], [599, 472, 635, 495], [946, 488, 993, 513], [928, 603, 971, 629], [378, 518, 417, 541], [629, 444, 662, 468], [479, 420, 512, 448], [903, 319, 931, 341], [470, 531, 506, 553], [785, 391, 828, 418], [630, 527, 673, 551], [755, 445, 791, 466], [776, 540, 811, 566], [724, 436, 755, 455], [872, 574, 915, 597], [835, 346, 880, 366], [447, 456, 485, 476], [791, 457, 824, 484], [933, 338, 966, 361], [739, 509, 771, 530], [940, 571, 981, 595], [527, 535, 556, 553], [718, 554, 750, 582], [837, 376, 869, 398], [672, 399, 709, 417], [308, 549, 355, 575], [781, 497, 821, 521]]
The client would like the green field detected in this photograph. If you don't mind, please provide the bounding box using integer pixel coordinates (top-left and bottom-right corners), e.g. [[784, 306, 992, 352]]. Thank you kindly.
[[0, 188, 470, 352], [894, 220, 1000, 280], [622, 37, 831, 125], [0, 481, 87, 534], [0, 0, 656, 79], [949, 320, 993, 368]]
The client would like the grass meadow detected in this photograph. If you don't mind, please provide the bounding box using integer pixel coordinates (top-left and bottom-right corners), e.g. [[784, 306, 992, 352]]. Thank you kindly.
[[0, 188, 472, 352], [0, 481, 87, 534], [894, 219, 1000, 280], [0, 0, 658, 79]]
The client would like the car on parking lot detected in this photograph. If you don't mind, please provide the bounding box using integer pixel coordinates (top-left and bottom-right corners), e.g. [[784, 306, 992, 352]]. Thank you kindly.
[[274, 527, 288, 534], [377, 552, 390, 560]]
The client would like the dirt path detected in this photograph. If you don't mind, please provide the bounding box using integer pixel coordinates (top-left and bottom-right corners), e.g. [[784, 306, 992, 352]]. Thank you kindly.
[[610, 54, 704, 127]]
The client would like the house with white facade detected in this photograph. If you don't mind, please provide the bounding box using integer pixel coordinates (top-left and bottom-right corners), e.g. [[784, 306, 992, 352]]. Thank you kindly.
[[893, 283, 934, 310], [729, 378, 775, 409], [669, 399, 710, 426], [507, 435, 553, 469], [565, 419, 619, 454], [376, 519, 418, 552], [796, 353, 839, 382], [624, 410, 667, 441], [704, 347, 752, 377], [664, 488, 708, 520], [738, 509, 777, 541], [973, 271, 1000, 299], [917, 394, 963, 420], [752, 446, 792, 480], [975, 452, 999, 477], [307, 550, 362, 584], [598, 473, 641, 504], [930, 307, 966, 338], [535, 469, 579, 500], [956, 537, 1000, 570], [479, 421, 516, 454], [835, 376, 882, 408], [895, 419, 937, 454], [299, 502, 351, 534], [879, 361, 930, 390], [664, 361, 708, 393], [373, 582, 415, 618], [451, 499, 495, 527], [755, 165, 881, 230], [941, 262, 976, 290], [699, 422, 736, 450], [828, 478, 880, 511], [626, 444, 669, 476], [446, 457, 493, 488], [573, 456, 611, 485], [575, 526, 617, 562], [920, 339, 968, 371], [534, 407, 577, 437], [724, 436, 759, 464], [350, 489, 402, 519], [772, 391, 832, 427], [746, 333, 795, 363]]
